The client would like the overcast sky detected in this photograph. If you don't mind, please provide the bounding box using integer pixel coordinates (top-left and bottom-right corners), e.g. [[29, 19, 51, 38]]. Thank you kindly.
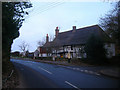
[[11, 1, 116, 52]]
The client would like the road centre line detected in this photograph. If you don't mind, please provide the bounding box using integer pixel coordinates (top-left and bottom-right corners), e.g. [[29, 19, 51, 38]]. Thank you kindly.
[[65, 81, 81, 90], [38, 67, 52, 74]]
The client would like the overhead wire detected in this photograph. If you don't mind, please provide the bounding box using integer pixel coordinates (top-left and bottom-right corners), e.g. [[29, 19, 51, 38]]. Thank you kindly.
[[31, 2, 61, 14], [24, 2, 62, 22], [24, 1, 65, 23], [29, 2, 65, 17]]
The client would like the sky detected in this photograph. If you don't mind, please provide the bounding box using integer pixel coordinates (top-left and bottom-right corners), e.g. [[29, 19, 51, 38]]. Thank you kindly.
[[11, 0, 116, 52]]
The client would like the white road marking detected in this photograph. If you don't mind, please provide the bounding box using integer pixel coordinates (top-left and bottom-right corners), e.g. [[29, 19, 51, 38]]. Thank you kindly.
[[58, 65, 101, 76], [73, 68, 77, 70], [38, 67, 52, 74], [66, 67, 72, 69], [41, 68, 52, 74], [80, 70, 84, 72], [84, 70, 88, 72], [65, 81, 81, 90], [88, 71, 93, 74], [95, 73, 100, 76], [76, 68, 80, 70]]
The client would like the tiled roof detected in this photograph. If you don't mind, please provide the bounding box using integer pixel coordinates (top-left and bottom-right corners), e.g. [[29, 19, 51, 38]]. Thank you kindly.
[[43, 25, 114, 47]]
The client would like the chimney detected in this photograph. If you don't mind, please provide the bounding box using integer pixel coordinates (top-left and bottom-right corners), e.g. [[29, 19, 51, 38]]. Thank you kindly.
[[46, 34, 49, 43], [72, 26, 76, 32], [55, 26, 59, 37], [73, 26, 76, 30]]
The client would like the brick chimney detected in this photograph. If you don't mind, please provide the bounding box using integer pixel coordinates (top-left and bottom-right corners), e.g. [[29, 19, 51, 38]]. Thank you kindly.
[[55, 27, 59, 37], [72, 26, 76, 32], [73, 26, 76, 30], [46, 34, 49, 43]]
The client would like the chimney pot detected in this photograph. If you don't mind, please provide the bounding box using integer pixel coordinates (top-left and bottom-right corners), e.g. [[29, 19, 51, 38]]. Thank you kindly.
[[73, 26, 76, 30], [56, 27, 58, 29]]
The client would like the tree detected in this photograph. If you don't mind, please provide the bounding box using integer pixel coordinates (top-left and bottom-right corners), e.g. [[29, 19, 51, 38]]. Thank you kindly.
[[37, 34, 54, 47], [99, 1, 120, 50], [84, 34, 107, 64], [2, 2, 32, 73], [49, 34, 55, 42], [18, 41, 29, 56], [25, 50, 29, 57], [37, 39, 46, 47]]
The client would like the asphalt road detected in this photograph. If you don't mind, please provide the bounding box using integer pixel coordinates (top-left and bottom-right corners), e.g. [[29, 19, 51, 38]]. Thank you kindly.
[[11, 59, 119, 89]]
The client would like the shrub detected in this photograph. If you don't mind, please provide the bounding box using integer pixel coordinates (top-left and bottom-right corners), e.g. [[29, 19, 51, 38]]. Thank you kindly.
[[84, 34, 107, 64]]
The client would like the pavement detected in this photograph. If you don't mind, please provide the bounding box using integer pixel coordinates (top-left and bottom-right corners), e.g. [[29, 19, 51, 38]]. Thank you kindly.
[[11, 57, 120, 79], [100, 68, 120, 79]]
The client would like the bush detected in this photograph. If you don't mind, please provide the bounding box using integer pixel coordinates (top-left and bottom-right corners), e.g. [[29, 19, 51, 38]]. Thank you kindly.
[[108, 56, 120, 67], [84, 34, 107, 64]]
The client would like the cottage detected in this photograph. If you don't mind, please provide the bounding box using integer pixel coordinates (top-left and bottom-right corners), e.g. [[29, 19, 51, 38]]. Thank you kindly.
[[39, 25, 115, 58]]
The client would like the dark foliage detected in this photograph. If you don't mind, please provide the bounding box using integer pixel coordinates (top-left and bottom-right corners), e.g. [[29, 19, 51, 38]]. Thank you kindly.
[[84, 34, 107, 64], [2, 2, 32, 73], [11, 51, 20, 57], [36, 57, 53, 60], [99, 1, 120, 53]]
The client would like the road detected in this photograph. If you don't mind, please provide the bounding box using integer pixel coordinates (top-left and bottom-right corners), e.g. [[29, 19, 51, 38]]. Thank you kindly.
[[11, 59, 119, 89]]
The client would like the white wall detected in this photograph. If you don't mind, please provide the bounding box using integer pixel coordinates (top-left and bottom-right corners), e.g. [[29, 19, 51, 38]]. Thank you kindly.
[[42, 54, 47, 57], [42, 43, 115, 58], [39, 53, 52, 57], [104, 43, 115, 58]]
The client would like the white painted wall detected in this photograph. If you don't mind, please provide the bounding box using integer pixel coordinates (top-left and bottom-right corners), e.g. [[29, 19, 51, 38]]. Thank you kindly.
[[104, 43, 115, 58], [39, 43, 115, 58], [39, 53, 52, 57], [42, 54, 47, 57]]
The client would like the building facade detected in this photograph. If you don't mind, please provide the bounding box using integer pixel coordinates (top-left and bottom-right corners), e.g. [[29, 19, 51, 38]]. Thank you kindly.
[[38, 25, 115, 58]]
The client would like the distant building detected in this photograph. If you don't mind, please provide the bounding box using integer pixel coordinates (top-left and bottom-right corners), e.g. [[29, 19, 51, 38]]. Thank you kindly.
[[26, 52, 34, 58], [39, 25, 115, 58], [11, 51, 20, 57], [34, 49, 39, 59], [20, 52, 26, 57]]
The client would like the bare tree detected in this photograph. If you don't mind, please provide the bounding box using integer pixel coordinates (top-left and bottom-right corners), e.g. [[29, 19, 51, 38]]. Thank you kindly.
[[37, 34, 54, 47], [37, 39, 46, 47], [49, 34, 55, 42], [99, 2, 119, 37], [19, 41, 29, 54], [99, 1, 120, 50]]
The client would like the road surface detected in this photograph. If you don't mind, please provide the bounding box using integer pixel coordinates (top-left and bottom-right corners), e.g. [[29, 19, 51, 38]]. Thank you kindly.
[[11, 59, 119, 89]]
